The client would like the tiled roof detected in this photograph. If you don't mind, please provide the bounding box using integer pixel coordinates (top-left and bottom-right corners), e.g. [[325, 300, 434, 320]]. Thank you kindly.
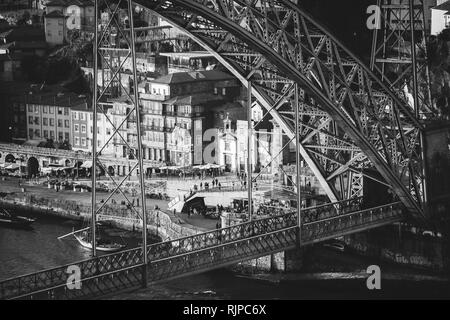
[[23, 85, 89, 108], [46, 0, 93, 7], [434, 0, 450, 11], [0, 27, 45, 42], [45, 10, 66, 18], [164, 93, 225, 106], [152, 70, 235, 85]]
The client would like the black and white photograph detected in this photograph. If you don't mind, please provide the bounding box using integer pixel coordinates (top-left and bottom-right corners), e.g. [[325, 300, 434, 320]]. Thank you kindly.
[[0, 0, 450, 305]]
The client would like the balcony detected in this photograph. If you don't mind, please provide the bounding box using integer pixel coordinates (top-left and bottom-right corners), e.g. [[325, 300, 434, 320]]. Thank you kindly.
[[140, 93, 169, 101], [176, 112, 192, 118], [164, 111, 175, 116], [141, 125, 164, 132]]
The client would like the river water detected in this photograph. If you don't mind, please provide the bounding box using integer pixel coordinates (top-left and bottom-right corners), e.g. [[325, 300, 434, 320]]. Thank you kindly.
[[1, 210, 450, 299]]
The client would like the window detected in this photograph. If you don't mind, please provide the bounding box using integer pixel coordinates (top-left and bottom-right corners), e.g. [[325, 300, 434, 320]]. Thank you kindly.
[[43, 106, 48, 114], [80, 113, 85, 121], [44, 130, 48, 138], [75, 137, 80, 146], [214, 87, 218, 95], [74, 124, 79, 132], [35, 130, 40, 138], [73, 112, 78, 120], [81, 138, 86, 147], [58, 119, 63, 127], [49, 107, 54, 114], [28, 116, 33, 124], [43, 118, 48, 126], [50, 131, 55, 139], [58, 107, 63, 115], [81, 125, 86, 133], [65, 132, 69, 141], [34, 106, 39, 113], [64, 108, 69, 116], [58, 133, 63, 141], [28, 129, 33, 138], [195, 135, 202, 146], [49, 118, 55, 126], [65, 120, 69, 128], [34, 117, 39, 125], [222, 88, 226, 95], [28, 105, 33, 112]]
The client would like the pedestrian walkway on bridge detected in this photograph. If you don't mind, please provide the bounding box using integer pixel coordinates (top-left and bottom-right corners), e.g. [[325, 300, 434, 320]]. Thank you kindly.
[[0, 198, 404, 300]]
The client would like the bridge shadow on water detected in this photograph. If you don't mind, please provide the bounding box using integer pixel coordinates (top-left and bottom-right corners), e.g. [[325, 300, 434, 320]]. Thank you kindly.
[[109, 268, 450, 300]]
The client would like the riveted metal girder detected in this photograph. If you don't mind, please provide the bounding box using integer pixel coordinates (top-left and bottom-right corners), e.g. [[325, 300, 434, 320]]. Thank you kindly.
[[136, 0, 425, 221]]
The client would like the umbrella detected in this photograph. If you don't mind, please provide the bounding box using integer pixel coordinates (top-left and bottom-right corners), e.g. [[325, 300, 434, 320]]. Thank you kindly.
[[41, 167, 54, 173], [81, 161, 93, 168]]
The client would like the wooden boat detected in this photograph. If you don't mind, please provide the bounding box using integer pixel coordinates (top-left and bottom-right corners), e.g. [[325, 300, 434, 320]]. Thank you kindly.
[[73, 230, 125, 252], [0, 209, 35, 228], [59, 224, 126, 253]]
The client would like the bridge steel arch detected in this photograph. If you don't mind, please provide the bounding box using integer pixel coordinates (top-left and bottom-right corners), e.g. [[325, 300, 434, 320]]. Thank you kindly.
[[135, 0, 425, 220]]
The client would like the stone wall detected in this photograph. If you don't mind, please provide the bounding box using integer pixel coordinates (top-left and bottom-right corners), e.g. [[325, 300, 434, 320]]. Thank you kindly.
[[0, 190, 300, 274], [344, 228, 445, 271]]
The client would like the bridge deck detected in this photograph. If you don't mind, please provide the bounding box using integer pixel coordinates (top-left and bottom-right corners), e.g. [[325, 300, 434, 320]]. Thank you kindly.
[[0, 199, 403, 300]]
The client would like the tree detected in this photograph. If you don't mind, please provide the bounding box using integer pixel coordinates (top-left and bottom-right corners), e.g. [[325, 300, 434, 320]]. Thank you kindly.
[[58, 140, 72, 151], [39, 139, 55, 149], [17, 11, 31, 25]]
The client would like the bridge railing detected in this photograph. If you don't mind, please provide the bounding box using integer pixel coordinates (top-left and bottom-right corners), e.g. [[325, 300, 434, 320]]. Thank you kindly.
[[0, 199, 403, 300], [0, 246, 143, 300], [146, 202, 404, 282], [147, 197, 366, 261], [302, 202, 404, 243], [147, 211, 298, 261]]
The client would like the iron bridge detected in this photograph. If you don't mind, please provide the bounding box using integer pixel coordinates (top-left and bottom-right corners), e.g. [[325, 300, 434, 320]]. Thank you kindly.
[[0, 199, 403, 300]]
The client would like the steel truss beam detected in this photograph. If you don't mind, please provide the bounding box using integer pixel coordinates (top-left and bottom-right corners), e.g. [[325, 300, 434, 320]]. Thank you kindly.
[[135, 0, 425, 221], [371, 0, 432, 207], [92, 0, 148, 286], [371, 0, 434, 117]]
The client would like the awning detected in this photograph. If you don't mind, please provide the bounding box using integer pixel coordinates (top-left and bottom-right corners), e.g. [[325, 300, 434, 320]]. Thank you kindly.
[[41, 167, 54, 173], [57, 166, 72, 171], [199, 163, 219, 170], [22, 139, 47, 147]]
